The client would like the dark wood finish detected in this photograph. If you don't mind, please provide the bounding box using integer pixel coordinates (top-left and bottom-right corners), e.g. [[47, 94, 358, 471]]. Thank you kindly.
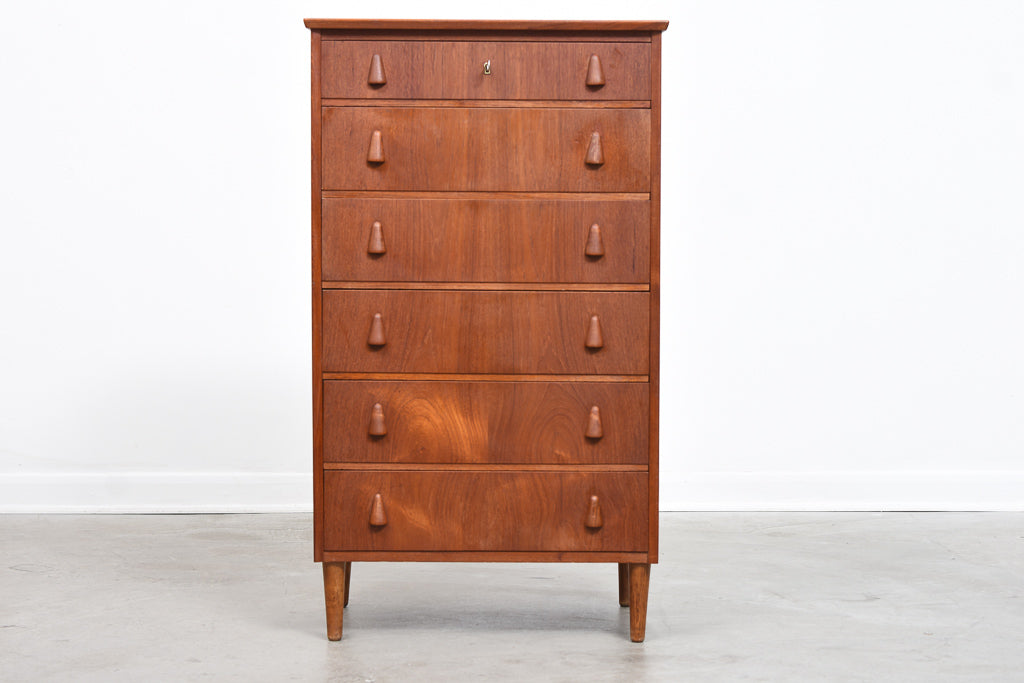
[[304, 19, 669, 31], [322, 197, 649, 284], [323, 291, 648, 374], [324, 470, 647, 551], [628, 563, 651, 642], [309, 18, 665, 642], [323, 380, 648, 464], [322, 107, 651, 192], [323, 562, 345, 640]]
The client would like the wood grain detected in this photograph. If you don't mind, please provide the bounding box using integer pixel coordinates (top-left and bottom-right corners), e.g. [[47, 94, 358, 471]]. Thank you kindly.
[[304, 19, 669, 32], [322, 373, 648, 382], [324, 464, 645, 472], [310, 28, 325, 562], [441, 42, 649, 100], [323, 380, 649, 464], [322, 99, 651, 108], [321, 551, 650, 563], [322, 190, 649, 199], [321, 197, 650, 284], [324, 470, 648, 552], [323, 561, 345, 640], [322, 107, 650, 192], [309, 20, 666, 642], [322, 290, 649, 374], [322, 41, 649, 100], [648, 32, 662, 563], [322, 284, 649, 292], [322, 41, 442, 99], [628, 563, 651, 642]]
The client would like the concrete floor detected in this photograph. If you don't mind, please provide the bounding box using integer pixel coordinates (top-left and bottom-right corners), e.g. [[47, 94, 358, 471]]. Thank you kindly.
[[1, 514, 1022, 682]]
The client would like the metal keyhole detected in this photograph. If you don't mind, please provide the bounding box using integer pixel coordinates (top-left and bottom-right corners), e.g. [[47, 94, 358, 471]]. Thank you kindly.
[[483, 60, 491, 75]]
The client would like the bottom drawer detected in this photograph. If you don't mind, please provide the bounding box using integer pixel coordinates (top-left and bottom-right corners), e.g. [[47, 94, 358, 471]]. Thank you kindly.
[[324, 470, 647, 552]]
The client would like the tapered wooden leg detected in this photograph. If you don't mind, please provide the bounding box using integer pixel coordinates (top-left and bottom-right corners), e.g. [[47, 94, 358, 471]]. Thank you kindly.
[[343, 561, 352, 607], [323, 562, 346, 641], [617, 563, 630, 606], [628, 563, 651, 642]]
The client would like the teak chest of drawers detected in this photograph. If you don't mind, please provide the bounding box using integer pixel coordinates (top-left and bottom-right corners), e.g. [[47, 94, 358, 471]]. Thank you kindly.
[[305, 18, 666, 642]]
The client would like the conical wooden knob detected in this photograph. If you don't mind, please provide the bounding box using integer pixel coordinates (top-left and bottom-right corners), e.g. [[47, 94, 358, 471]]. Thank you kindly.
[[586, 54, 605, 87], [367, 221, 386, 254], [369, 493, 388, 526], [585, 132, 604, 166], [585, 314, 604, 349], [367, 130, 384, 163], [585, 495, 604, 529], [367, 313, 386, 346], [584, 223, 604, 258], [367, 54, 387, 85], [585, 406, 604, 439], [368, 403, 386, 436]]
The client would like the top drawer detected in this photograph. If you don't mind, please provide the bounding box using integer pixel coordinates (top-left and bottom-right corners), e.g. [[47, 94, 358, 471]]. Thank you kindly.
[[321, 41, 651, 100]]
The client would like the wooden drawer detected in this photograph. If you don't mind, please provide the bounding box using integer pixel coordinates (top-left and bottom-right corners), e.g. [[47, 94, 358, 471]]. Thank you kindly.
[[322, 107, 650, 192], [322, 290, 649, 374], [322, 197, 650, 284], [321, 41, 650, 100], [323, 380, 648, 464], [323, 470, 648, 551]]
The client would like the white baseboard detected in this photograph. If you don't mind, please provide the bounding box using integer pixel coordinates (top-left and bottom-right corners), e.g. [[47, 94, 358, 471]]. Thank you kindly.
[[660, 470, 1024, 511], [1, 470, 1021, 513], [0, 472, 312, 513]]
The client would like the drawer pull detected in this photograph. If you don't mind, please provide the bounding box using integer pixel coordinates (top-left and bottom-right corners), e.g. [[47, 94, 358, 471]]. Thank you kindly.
[[368, 403, 387, 436], [585, 314, 604, 349], [584, 132, 604, 166], [585, 495, 604, 529], [585, 406, 604, 440], [367, 313, 387, 347], [367, 220, 387, 255], [367, 130, 385, 164], [367, 54, 387, 85], [369, 493, 388, 527], [584, 223, 605, 258], [586, 54, 605, 87], [483, 59, 491, 75]]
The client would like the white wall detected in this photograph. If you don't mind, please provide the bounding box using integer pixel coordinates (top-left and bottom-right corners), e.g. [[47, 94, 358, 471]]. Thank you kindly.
[[1, 1, 1022, 511]]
